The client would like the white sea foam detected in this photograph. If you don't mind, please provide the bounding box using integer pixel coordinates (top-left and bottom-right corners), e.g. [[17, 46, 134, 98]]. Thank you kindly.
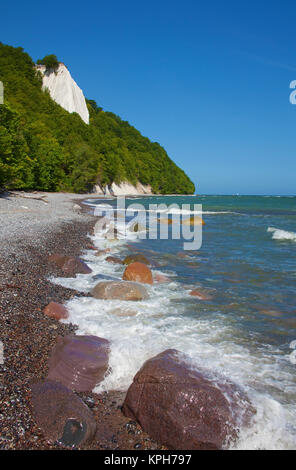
[[50, 216, 296, 449], [267, 227, 296, 242], [83, 200, 236, 216]]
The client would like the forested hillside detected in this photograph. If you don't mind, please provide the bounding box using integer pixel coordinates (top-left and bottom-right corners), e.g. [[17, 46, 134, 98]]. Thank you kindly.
[[0, 43, 195, 194]]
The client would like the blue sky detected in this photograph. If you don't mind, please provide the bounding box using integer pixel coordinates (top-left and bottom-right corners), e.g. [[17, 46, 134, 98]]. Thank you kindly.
[[1, 0, 296, 194]]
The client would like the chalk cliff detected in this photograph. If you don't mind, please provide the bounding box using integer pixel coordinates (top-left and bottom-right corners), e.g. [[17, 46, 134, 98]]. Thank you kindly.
[[94, 181, 153, 196], [36, 63, 89, 124]]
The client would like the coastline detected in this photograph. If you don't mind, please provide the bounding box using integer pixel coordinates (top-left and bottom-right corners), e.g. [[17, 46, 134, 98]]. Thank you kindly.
[[0, 192, 162, 450], [2, 192, 295, 449]]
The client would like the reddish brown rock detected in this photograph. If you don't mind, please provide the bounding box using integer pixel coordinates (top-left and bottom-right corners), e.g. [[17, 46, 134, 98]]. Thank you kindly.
[[48, 254, 92, 275], [91, 281, 148, 301], [43, 302, 69, 320], [123, 262, 153, 285], [47, 335, 110, 392], [48, 254, 69, 268], [105, 256, 123, 265], [154, 274, 171, 283], [61, 257, 92, 275], [122, 349, 255, 450], [123, 254, 150, 265], [31, 379, 96, 447], [189, 289, 212, 300]]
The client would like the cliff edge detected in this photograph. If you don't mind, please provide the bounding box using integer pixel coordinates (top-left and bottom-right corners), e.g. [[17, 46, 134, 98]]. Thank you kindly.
[[36, 63, 89, 124]]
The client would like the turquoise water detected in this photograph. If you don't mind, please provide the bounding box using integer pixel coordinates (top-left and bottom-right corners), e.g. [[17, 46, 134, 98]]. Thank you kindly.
[[54, 195, 296, 449], [126, 195, 296, 346]]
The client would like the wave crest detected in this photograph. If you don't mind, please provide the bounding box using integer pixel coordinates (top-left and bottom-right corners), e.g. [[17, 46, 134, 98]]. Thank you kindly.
[[267, 227, 296, 242]]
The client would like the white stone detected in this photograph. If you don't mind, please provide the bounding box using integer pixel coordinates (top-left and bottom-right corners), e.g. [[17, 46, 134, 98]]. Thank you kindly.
[[72, 203, 82, 213], [36, 63, 89, 124]]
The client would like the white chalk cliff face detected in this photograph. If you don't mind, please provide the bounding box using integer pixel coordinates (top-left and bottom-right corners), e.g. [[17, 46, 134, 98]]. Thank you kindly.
[[94, 181, 153, 196], [36, 64, 89, 124]]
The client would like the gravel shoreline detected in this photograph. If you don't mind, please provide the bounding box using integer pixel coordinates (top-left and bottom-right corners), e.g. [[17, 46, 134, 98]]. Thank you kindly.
[[0, 192, 162, 450]]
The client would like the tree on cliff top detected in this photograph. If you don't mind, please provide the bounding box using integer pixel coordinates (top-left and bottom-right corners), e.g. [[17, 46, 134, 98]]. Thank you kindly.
[[37, 54, 59, 71]]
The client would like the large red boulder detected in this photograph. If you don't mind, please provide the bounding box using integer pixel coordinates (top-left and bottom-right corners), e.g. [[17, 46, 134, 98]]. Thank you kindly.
[[123, 262, 153, 285], [122, 349, 255, 450], [43, 302, 69, 320], [47, 335, 110, 392], [48, 254, 92, 275], [31, 379, 96, 447]]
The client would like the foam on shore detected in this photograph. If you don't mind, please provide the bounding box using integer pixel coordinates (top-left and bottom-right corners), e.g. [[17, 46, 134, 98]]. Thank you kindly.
[[50, 212, 296, 449]]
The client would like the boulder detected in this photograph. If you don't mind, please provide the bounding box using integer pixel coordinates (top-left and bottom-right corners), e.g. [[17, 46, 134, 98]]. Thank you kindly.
[[47, 335, 110, 392], [61, 257, 92, 275], [190, 289, 212, 300], [43, 302, 69, 320], [105, 256, 123, 265], [91, 281, 149, 301], [123, 262, 153, 285], [154, 274, 171, 283], [123, 254, 150, 265], [48, 254, 69, 268], [122, 349, 255, 450], [48, 254, 92, 275], [31, 379, 96, 447]]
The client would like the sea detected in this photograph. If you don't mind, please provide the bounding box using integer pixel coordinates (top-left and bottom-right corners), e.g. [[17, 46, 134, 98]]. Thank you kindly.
[[51, 195, 296, 450]]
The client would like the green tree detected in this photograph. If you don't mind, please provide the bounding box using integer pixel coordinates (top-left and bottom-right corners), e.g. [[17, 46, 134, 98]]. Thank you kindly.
[[37, 54, 59, 71], [0, 42, 195, 194]]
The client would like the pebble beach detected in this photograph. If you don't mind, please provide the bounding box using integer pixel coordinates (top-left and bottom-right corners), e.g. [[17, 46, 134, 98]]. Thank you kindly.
[[0, 192, 162, 450], [1, 192, 295, 450]]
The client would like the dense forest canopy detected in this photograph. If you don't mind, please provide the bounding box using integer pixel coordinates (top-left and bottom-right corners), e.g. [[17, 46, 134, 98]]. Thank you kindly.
[[0, 43, 195, 194]]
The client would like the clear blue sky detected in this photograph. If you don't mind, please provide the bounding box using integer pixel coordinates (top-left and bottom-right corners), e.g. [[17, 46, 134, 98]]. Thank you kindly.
[[2, 0, 296, 194]]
